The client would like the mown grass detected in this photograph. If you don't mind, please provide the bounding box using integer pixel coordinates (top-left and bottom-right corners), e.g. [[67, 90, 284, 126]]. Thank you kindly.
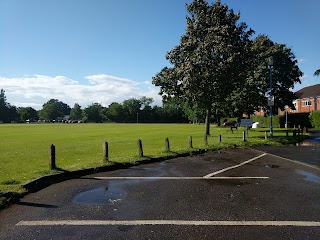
[[0, 123, 307, 193]]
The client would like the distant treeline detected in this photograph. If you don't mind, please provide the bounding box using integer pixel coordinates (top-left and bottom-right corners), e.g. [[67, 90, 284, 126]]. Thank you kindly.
[[0, 89, 197, 123]]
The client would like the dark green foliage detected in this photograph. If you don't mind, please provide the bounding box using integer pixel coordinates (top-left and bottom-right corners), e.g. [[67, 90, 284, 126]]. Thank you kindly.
[[309, 111, 320, 128], [17, 107, 38, 122], [252, 113, 312, 128], [69, 103, 82, 120], [251, 115, 280, 128], [83, 103, 105, 123], [0, 89, 18, 123], [280, 113, 311, 128], [314, 69, 320, 77], [231, 35, 302, 116], [153, 0, 254, 135], [39, 99, 71, 120]]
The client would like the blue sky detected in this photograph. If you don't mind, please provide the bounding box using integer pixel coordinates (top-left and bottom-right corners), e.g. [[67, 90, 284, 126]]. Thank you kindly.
[[1, 0, 319, 109]]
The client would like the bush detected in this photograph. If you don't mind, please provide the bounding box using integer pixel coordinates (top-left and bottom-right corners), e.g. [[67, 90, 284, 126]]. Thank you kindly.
[[309, 111, 320, 128], [279, 113, 311, 128]]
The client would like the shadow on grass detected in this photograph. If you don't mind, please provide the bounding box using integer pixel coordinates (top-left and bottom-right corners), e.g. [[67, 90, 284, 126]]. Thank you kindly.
[[53, 167, 70, 173]]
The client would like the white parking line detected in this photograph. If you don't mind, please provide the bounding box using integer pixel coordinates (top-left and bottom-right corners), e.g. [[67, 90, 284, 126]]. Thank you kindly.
[[17, 220, 320, 227], [94, 176, 269, 180], [203, 153, 268, 178]]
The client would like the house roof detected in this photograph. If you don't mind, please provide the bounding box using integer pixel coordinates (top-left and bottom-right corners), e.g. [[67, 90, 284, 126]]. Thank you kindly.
[[295, 83, 320, 99]]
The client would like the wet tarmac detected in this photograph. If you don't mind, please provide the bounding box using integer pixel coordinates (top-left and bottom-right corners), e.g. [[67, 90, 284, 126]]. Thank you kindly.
[[0, 148, 319, 240]]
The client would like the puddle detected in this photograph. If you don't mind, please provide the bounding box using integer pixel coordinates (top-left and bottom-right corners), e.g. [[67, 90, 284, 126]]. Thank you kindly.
[[296, 169, 320, 183], [73, 184, 128, 205]]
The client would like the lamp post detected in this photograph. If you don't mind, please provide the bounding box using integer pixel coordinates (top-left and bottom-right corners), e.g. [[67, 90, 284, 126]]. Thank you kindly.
[[268, 59, 273, 138], [285, 105, 288, 129]]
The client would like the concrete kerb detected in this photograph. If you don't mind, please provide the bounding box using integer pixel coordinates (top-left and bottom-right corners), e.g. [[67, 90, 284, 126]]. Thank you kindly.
[[0, 148, 209, 210]]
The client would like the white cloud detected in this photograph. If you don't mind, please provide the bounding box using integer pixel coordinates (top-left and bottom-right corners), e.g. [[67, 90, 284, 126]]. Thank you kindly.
[[297, 58, 306, 63], [0, 74, 162, 110], [294, 74, 319, 91]]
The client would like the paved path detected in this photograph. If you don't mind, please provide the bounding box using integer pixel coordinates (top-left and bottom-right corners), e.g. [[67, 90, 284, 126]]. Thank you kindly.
[[0, 148, 319, 239]]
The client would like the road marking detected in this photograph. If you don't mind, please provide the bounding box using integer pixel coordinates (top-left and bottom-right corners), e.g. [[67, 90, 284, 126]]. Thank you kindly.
[[203, 153, 268, 178], [94, 176, 269, 180], [250, 148, 320, 171], [17, 220, 320, 227]]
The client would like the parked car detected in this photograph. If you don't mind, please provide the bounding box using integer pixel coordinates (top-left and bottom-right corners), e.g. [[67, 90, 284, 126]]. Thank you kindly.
[[223, 120, 237, 127]]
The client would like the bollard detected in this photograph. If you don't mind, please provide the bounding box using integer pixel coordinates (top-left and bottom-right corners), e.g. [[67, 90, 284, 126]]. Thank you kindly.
[[165, 138, 170, 152], [49, 144, 56, 170], [204, 135, 208, 146], [137, 139, 143, 157], [103, 141, 109, 162], [243, 131, 246, 141], [218, 135, 222, 143], [265, 131, 268, 140], [189, 136, 193, 148]]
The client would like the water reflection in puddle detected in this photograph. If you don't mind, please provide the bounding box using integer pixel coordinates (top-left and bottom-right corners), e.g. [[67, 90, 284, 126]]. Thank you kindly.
[[73, 184, 128, 205], [296, 169, 320, 183]]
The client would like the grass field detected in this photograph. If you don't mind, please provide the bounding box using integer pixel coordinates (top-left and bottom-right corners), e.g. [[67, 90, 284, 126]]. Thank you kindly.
[[0, 123, 305, 193]]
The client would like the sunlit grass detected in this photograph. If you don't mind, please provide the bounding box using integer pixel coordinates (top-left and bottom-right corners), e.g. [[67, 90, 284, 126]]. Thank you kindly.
[[0, 123, 307, 193]]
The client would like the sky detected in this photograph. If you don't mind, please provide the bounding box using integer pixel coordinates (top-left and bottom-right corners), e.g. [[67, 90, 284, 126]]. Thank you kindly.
[[1, 0, 319, 110]]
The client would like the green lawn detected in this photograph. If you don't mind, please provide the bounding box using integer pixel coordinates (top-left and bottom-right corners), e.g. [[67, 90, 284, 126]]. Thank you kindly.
[[0, 123, 305, 193]]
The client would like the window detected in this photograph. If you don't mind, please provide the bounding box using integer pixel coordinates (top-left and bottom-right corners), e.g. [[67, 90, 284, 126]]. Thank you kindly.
[[302, 100, 311, 107]]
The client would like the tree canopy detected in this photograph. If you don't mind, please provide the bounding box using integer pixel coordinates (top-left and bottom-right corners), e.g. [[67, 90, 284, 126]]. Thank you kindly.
[[39, 99, 71, 120], [153, 0, 254, 135], [152, 0, 302, 134], [314, 69, 320, 77]]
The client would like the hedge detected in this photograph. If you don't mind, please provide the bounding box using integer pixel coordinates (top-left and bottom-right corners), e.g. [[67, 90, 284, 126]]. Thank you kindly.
[[251, 113, 312, 128], [309, 111, 320, 128]]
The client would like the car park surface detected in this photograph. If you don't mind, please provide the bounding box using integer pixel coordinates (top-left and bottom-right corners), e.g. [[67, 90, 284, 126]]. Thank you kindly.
[[0, 147, 319, 239]]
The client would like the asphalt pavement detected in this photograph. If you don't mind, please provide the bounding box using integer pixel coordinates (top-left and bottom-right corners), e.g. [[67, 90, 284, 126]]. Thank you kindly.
[[0, 147, 319, 240]]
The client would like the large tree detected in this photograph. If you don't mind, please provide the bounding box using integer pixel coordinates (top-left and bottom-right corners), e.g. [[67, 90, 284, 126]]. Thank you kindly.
[[83, 103, 105, 123], [69, 103, 82, 120], [39, 99, 71, 120], [152, 0, 253, 135], [230, 35, 302, 116], [17, 107, 38, 122], [0, 89, 18, 123], [314, 69, 320, 77]]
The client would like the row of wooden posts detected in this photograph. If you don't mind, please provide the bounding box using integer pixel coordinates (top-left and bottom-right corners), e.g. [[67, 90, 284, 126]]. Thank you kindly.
[[49, 129, 304, 170]]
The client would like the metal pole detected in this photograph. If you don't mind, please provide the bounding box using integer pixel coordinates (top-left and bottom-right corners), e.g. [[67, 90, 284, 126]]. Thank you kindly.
[[137, 113, 139, 123], [285, 109, 288, 129], [269, 64, 273, 138]]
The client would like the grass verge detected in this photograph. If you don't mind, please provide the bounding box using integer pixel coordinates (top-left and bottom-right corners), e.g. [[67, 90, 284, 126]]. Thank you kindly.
[[0, 123, 308, 195]]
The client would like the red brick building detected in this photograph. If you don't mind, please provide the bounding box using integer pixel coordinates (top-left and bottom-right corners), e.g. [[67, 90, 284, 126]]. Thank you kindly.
[[291, 83, 320, 113], [254, 83, 320, 116]]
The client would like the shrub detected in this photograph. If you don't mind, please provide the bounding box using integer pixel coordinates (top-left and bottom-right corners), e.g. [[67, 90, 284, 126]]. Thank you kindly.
[[309, 111, 320, 128], [279, 113, 311, 128], [251, 115, 280, 128]]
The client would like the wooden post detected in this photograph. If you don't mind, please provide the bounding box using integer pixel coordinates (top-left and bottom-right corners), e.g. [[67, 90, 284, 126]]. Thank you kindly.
[[218, 135, 222, 142], [165, 138, 170, 152], [137, 139, 143, 157], [265, 131, 268, 140], [293, 129, 297, 137], [204, 135, 208, 146], [243, 131, 246, 141], [103, 141, 109, 162], [189, 136, 193, 148], [49, 144, 56, 170], [286, 130, 289, 137]]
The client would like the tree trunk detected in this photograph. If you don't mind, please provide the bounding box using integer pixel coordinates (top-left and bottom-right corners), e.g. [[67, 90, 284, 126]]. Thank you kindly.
[[205, 108, 211, 136]]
